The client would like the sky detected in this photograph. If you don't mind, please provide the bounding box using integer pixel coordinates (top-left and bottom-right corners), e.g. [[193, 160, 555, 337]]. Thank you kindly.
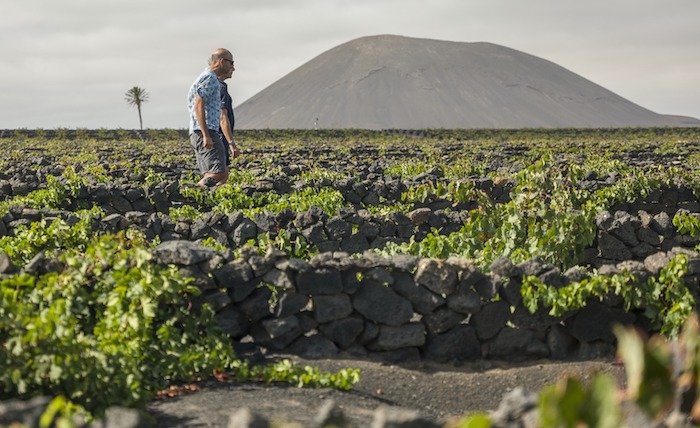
[[1, 0, 698, 130]]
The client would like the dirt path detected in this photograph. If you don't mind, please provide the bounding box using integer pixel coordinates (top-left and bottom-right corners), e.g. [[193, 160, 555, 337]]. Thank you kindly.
[[148, 356, 623, 427]]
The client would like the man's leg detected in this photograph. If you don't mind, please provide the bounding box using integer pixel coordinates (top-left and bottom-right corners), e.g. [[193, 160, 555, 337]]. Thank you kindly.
[[198, 131, 229, 187]]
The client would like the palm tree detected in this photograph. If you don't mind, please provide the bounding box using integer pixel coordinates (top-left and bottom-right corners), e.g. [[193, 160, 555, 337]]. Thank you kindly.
[[124, 86, 149, 130]]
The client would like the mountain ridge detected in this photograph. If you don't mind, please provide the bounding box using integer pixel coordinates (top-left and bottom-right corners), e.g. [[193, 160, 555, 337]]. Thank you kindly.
[[236, 34, 699, 129]]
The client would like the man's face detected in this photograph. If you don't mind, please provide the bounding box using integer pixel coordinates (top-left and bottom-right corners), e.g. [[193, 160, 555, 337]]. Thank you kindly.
[[220, 56, 235, 80]]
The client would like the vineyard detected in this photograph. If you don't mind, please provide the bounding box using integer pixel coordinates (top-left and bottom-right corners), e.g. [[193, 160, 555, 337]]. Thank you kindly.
[[2, 127, 700, 426]]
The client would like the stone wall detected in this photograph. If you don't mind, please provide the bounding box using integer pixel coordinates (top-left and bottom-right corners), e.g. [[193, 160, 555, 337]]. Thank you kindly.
[[2, 182, 700, 363], [151, 212, 700, 364], [1, 180, 698, 260]]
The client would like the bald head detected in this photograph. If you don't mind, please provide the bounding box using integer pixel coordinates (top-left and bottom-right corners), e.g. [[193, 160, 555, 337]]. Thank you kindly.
[[209, 48, 232, 65], [209, 48, 235, 80]]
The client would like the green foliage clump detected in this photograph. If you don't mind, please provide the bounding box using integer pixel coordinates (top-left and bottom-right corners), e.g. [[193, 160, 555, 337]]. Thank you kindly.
[[379, 154, 688, 273], [0, 232, 232, 415], [0, 211, 100, 265], [179, 183, 346, 218], [0, 175, 69, 214], [0, 231, 359, 422], [522, 254, 694, 337], [401, 180, 482, 208], [255, 229, 319, 260], [539, 373, 621, 428], [673, 210, 700, 251], [380, 156, 599, 269]]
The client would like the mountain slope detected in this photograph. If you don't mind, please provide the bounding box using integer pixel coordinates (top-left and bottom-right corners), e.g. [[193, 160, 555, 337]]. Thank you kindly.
[[236, 35, 698, 129]]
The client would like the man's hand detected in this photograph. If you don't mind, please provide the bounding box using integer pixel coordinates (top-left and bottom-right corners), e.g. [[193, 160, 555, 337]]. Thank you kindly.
[[229, 142, 241, 158], [203, 134, 214, 150]]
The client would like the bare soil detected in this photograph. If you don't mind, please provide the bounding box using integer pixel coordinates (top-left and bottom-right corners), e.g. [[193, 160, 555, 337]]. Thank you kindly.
[[147, 355, 624, 427]]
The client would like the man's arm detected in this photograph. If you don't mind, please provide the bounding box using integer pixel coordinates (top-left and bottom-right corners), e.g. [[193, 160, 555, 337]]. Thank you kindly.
[[194, 94, 213, 150], [220, 107, 240, 158]]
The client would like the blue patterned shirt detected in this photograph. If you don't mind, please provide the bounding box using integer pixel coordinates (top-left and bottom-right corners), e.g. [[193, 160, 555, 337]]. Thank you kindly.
[[187, 67, 221, 133]]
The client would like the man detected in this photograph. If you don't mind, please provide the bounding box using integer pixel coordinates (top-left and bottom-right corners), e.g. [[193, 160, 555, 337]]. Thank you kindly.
[[187, 48, 235, 188], [219, 60, 240, 166]]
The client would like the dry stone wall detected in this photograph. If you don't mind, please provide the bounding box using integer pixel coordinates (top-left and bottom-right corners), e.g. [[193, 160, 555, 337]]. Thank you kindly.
[[146, 207, 700, 364], [1, 178, 697, 258], [2, 177, 700, 363]]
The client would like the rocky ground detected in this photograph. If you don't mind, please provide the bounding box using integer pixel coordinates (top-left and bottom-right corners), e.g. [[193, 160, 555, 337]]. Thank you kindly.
[[147, 354, 623, 427]]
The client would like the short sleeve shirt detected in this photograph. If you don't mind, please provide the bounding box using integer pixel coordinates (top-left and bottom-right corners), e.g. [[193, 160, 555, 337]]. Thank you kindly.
[[187, 67, 221, 133]]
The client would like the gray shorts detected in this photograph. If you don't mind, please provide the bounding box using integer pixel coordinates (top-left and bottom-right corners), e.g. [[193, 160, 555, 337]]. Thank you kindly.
[[190, 130, 227, 174]]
